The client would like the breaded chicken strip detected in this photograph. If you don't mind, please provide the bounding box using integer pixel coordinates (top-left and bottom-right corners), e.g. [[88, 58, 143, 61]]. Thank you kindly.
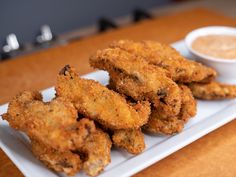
[[144, 113, 184, 135], [2, 91, 96, 151], [2, 91, 42, 130], [144, 85, 196, 134], [3, 91, 113, 176], [31, 126, 111, 177], [90, 48, 181, 117], [178, 85, 197, 123], [31, 139, 82, 176], [112, 129, 145, 155], [80, 129, 111, 176], [188, 81, 236, 100], [56, 65, 150, 130], [110, 40, 217, 83], [31, 128, 111, 177]]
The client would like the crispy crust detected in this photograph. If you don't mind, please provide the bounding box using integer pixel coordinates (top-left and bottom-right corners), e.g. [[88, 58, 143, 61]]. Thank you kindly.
[[2, 90, 115, 176], [144, 85, 196, 134], [189, 81, 236, 100], [31, 127, 111, 177], [110, 40, 217, 83], [31, 139, 82, 176], [2, 91, 96, 151], [112, 129, 145, 155], [56, 65, 151, 130], [90, 48, 181, 118], [178, 85, 197, 123], [81, 129, 112, 176]]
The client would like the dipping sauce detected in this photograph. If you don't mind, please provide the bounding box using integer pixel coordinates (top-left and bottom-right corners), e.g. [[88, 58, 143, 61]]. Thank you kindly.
[[192, 35, 236, 59]]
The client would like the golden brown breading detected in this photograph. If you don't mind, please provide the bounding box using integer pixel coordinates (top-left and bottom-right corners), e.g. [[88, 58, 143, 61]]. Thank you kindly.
[[143, 113, 184, 135], [31, 139, 82, 176], [80, 129, 112, 177], [178, 85, 197, 123], [144, 85, 197, 134], [31, 127, 111, 177], [188, 81, 236, 100], [90, 48, 181, 117], [110, 40, 217, 83], [112, 129, 145, 155], [2, 91, 96, 151], [2, 91, 42, 130], [2, 90, 114, 176], [56, 65, 151, 130]]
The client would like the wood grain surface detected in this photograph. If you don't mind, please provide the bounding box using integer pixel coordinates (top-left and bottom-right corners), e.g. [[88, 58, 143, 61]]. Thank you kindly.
[[0, 8, 236, 177]]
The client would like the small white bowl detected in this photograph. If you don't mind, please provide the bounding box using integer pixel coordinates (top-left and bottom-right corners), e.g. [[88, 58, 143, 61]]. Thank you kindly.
[[185, 26, 236, 84]]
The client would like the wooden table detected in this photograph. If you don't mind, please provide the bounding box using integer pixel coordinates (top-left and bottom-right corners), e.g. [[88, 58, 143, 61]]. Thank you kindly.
[[1, 8, 236, 177]]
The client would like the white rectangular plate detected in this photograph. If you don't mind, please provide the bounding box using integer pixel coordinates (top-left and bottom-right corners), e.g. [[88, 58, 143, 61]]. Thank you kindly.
[[1, 40, 236, 177]]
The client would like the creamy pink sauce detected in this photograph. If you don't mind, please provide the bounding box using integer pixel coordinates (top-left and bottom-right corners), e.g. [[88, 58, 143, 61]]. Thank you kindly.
[[192, 35, 236, 59]]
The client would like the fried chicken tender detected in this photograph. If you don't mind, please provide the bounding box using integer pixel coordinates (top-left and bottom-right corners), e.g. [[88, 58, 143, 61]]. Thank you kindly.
[[80, 129, 112, 176], [2, 91, 96, 151], [144, 85, 196, 134], [2, 91, 42, 130], [56, 65, 150, 130], [3, 90, 114, 176], [188, 81, 236, 100], [90, 48, 181, 117], [112, 129, 145, 155], [31, 127, 111, 177], [110, 40, 217, 83], [31, 139, 82, 176], [31, 126, 111, 177], [178, 85, 197, 123]]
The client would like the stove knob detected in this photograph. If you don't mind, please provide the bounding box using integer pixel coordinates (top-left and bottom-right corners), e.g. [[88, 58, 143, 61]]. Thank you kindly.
[[36, 25, 55, 44], [2, 33, 20, 53], [133, 9, 152, 22], [1, 33, 21, 60], [98, 18, 117, 32]]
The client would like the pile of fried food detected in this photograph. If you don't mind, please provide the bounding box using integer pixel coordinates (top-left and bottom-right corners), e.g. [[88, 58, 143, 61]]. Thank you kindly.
[[2, 40, 236, 176]]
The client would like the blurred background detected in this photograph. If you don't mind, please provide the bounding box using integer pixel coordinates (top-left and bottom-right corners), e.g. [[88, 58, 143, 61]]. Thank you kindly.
[[1, 0, 236, 60]]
